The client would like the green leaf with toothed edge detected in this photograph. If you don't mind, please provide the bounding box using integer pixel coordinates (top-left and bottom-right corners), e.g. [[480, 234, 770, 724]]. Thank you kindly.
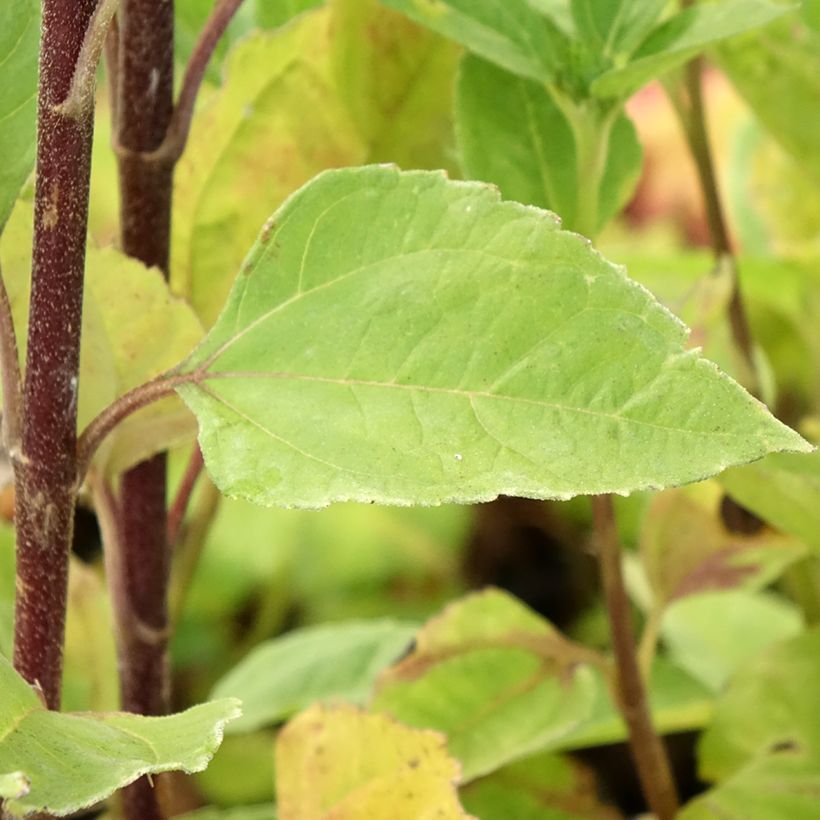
[[174, 165, 809, 510], [0, 653, 241, 818]]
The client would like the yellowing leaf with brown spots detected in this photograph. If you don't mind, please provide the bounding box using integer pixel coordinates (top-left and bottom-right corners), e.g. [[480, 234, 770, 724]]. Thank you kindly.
[[276, 704, 474, 820]]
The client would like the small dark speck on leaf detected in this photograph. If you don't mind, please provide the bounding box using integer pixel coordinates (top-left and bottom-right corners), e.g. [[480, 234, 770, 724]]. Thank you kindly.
[[769, 739, 800, 754]]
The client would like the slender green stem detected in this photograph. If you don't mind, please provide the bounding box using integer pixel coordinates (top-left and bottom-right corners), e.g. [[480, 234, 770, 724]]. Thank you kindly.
[[593, 496, 679, 820], [560, 98, 617, 238]]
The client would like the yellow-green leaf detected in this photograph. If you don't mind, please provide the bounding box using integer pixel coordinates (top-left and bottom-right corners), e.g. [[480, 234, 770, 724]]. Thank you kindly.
[[276, 704, 473, 819]]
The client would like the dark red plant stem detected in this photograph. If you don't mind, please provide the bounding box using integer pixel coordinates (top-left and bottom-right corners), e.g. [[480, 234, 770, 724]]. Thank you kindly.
[[113, 1, 175, 816], [167, 445, 205, 549], [592, 495, 679, 820], [12, 0, 99, 711]]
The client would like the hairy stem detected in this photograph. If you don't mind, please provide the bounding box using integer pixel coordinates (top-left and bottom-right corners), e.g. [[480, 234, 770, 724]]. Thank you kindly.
[[113, 1, 175, 814], [12, 0, 99, 711], [592, 495, 679, 820]]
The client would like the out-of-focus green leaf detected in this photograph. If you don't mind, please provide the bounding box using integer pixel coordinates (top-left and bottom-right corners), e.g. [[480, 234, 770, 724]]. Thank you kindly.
[[0, 653, 241, 818], [641, 486, 806, 609], [276, 704, 473, 818], [456, 54, 641, 234], [173, 0, 458, 327], [194, 731, 276, 808], [380, 0, 567, 83], [172, 9, 365, 327], [255, 0, 323, 29], [372, 589, 598, 781], [175, 165, 808, 508], [721, 453, 820, 554], [593, 0, 790, 99], [0, 525, 13, 658], [679, 628, 820, 818], [212, 620, 416, 733], [0, 525, 118, 712], [0, 0, 37, 231], [181, 807, 276, 820], [330, 0, 460, 171], [717, 15, 820, 184], [558, 656, 714, 751], [61, 561, 119, 713], [660, 590, 803, 692], [460, 749, 619, 819]]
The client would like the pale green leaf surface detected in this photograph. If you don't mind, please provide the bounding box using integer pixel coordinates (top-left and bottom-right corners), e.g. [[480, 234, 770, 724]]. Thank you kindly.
[[0, 0, 37, 230], [380, 0, 565, 83], [172, 11, 366, 326], [721, 452, 820, 554], [0, 654, 241, 817], [660, 590, 803, 692], [717, 15, 820, 183], [593, 0, 790, 98], [456, 54, 642, 233], [372, 589, 598, 780], [679, 628, 820, 818], [329, 0, 460, 172], [276, 704, 473, 818], [212, 619, 416, 733], [176, 166, 808, 509]]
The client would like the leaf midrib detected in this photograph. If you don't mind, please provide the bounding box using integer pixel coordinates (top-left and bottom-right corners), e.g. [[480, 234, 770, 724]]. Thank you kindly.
[[193, 366, 751, 441]]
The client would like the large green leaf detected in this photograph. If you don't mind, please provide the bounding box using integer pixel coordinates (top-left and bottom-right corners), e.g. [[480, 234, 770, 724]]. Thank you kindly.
[[372, 589, 598, 781], [0, 0, 37, 230], [0, 654, 240, 818], [212, 619, 416, 733], [679, 628, 820, 818], [592, 0, 790, 99], [456, 53, 642, 233], [174, 166, 808, 508]]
